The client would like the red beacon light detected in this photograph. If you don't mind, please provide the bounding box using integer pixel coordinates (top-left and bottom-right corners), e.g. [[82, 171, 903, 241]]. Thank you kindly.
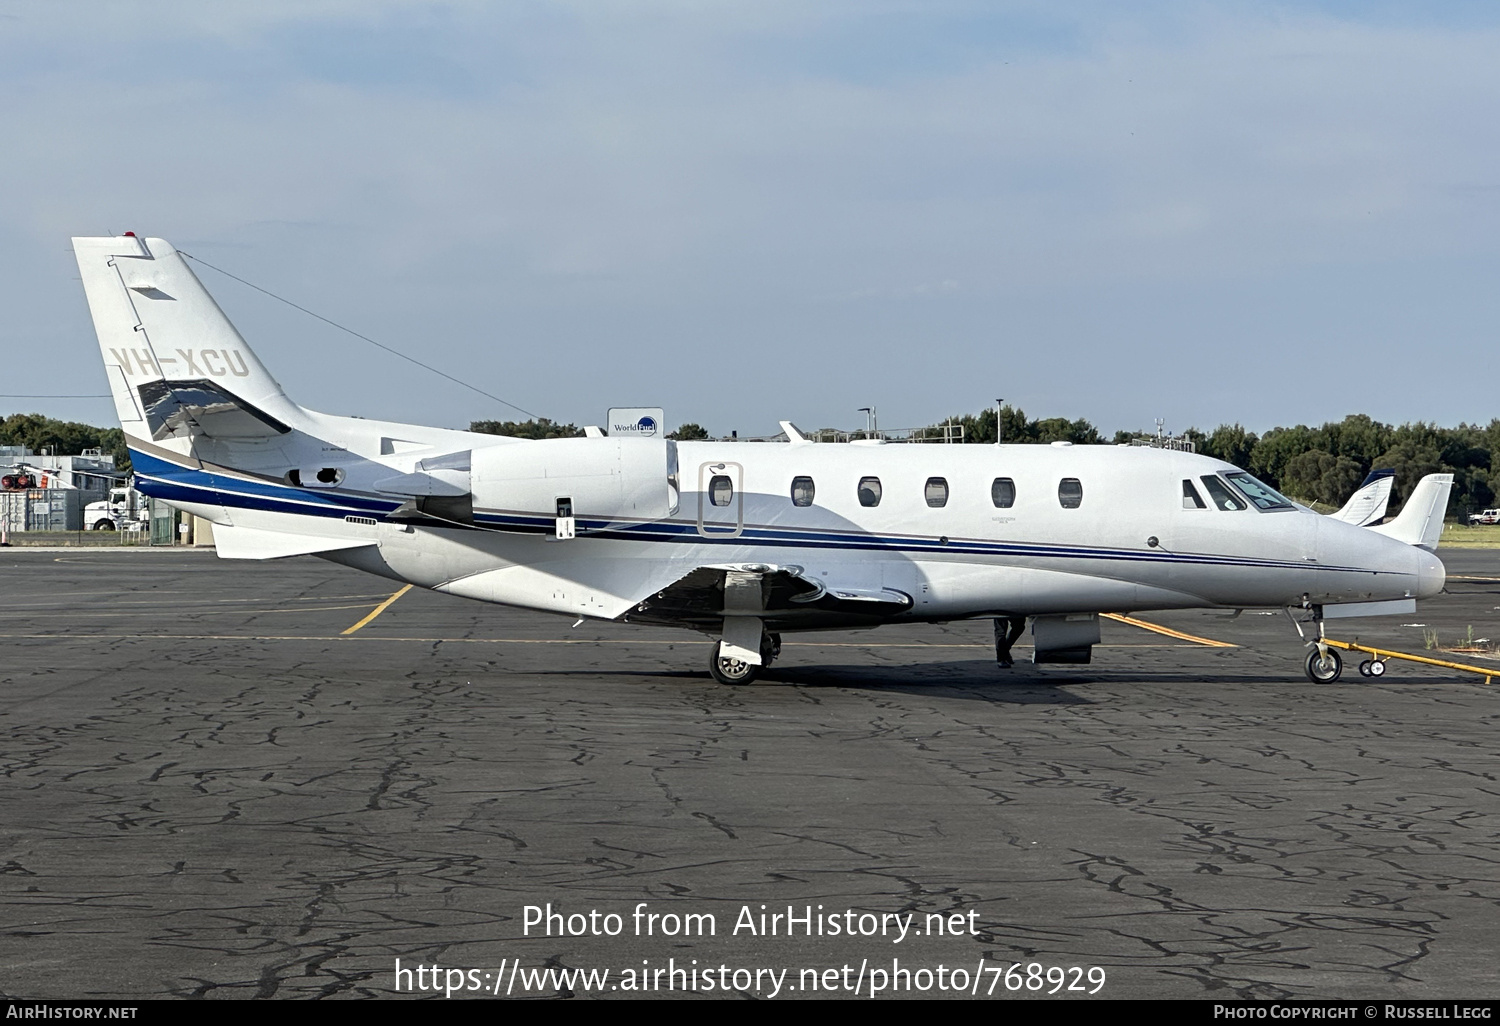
[[123, 231, 136, 237]]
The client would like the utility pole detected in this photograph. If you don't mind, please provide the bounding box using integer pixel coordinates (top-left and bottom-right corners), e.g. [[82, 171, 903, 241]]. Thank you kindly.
[[995, 399, 1005, 445], [857, 407, 876, 439]]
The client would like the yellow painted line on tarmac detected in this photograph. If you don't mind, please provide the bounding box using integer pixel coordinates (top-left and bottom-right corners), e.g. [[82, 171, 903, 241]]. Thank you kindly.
[[341, 585, 413, 635], [1102, 612, 1237, 648], [0, 632, 1195, 649], [0, 603, 386, 619]]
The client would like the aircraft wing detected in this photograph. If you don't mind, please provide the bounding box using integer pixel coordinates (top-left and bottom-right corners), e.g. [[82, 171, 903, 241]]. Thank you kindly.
[[623, 563, 913, 632], [1328, 468, 1395, 527]]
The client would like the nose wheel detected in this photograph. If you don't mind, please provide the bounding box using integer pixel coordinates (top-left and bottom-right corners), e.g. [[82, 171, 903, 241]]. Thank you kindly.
[[1304, 647, 1343, 683]]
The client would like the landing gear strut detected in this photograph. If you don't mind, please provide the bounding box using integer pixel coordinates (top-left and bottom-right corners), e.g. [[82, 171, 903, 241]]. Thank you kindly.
[[993, 616, 1026, 668], [708, 632, 780, 686], [1290, 602, 1343, 684]]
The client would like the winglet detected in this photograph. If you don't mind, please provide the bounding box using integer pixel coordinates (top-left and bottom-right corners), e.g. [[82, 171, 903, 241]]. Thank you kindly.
[[1368, 473, 1453, 551], [780, 421, 811, 444]]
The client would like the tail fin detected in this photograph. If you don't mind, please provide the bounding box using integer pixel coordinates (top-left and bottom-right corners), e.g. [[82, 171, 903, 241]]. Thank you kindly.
[[1329, 468, 1395, 527], [72, 235, 300, 446], [1369, 473, 1452, 551]]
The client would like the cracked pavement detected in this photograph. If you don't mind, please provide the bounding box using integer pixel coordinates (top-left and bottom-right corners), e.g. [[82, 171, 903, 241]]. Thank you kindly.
[[0, 549, 1496, 999]]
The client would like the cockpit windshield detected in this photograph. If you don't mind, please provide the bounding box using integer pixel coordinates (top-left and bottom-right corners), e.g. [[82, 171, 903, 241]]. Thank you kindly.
[[1224, 472, 1295, 511]]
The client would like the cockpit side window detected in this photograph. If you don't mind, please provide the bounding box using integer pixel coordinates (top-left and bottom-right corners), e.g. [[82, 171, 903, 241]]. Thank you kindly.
[[1182, 479, 1206, 509], [1200, 475, 1246, 511], [1224, 472, 1295, 511]]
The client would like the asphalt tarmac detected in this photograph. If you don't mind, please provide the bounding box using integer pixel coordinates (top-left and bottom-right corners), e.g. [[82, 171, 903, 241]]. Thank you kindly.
[[1, 548, 1497, 1001]]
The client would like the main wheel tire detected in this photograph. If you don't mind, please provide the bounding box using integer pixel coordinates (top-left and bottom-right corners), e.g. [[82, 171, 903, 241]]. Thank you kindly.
[[1369, 659, 1386, 677], [1305, 648, 1343, 683], [92, 519, 116, 531], [709, 643, 762, 686]]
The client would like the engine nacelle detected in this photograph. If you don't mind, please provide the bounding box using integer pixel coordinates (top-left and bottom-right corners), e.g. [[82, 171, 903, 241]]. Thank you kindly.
[[471, 437, 678, 524]]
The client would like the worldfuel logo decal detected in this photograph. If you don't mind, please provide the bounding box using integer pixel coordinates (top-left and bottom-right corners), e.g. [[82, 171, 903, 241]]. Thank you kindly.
[[608, 408, 663, 438]]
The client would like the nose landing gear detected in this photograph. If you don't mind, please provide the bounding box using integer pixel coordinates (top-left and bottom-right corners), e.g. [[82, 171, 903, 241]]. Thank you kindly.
[[1290, 602, 1345, 684]]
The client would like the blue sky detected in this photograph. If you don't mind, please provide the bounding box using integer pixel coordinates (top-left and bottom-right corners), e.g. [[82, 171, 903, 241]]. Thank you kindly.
[[3, 1, 1498, 438]]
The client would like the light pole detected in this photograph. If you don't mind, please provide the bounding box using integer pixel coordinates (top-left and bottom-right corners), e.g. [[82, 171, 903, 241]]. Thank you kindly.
[[857, 407, 875, 439], [995, 399, 1005, 445]]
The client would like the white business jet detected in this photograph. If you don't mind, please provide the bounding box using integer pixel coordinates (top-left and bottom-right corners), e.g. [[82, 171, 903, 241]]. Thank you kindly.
[[73, 235, 1450, 685]]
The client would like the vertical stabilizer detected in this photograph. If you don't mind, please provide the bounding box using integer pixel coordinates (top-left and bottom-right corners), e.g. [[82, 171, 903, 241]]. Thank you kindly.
[[72, 235, 299, 445], [1329, 468, 1395, 527], [1369, 474, 1453, 552]]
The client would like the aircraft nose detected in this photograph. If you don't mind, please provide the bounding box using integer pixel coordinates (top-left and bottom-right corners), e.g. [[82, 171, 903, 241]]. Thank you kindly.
[[1417, 550, 1446, 599]]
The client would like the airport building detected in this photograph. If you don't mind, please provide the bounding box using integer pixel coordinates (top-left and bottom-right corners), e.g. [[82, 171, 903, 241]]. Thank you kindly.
[[0, 446, 124, 533]]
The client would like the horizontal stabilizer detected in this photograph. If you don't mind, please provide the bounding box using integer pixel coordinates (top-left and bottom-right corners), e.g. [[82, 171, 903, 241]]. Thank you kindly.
[[1329, 468, 1394, 527], [1369, 474, 1453, 552], [213, 523, 378, 560]]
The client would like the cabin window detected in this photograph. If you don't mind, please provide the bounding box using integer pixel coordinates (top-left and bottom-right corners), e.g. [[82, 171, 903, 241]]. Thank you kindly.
[[924, 477, 949, 508], [1058, 478, 1083, 509], [991, 477, 1016, 508], [1200, 475, 1246, 511], [791, 476, 816, 507], [857, 476, 882, 507], [555, 496, 573, 518], [1224, 472, 1295, 511], [709, 475, 734, 507], [1182, 479, 1206, 509]]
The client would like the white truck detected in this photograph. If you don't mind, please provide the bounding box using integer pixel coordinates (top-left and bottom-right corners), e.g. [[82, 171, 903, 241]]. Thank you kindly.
[[85, 485, 148, 531], [1469, 508, 1500, 526]]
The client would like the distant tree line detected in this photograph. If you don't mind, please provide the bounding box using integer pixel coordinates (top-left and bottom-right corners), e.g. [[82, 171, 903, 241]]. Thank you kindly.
[[941, 407, 1495, 516], [9, 408, 1492, 517], [470, 418, 584, 439]]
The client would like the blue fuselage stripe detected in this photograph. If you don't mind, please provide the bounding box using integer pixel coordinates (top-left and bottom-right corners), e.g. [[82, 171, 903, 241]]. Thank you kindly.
[[130, 448, 1370, 575]]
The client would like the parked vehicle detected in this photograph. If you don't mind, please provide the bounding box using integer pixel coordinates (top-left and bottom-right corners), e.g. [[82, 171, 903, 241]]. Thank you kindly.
[[1468, 508, 1500, 525], [85, 485, 148, 531]]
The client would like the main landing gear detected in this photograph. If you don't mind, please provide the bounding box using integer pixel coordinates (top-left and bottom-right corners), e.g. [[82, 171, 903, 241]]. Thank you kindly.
[[993, 616, 1026, 668], [708, 632, 780, 686]]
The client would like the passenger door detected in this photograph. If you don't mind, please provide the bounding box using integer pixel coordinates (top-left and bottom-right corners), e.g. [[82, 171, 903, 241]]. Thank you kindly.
[[697, 462, 743, 538]]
